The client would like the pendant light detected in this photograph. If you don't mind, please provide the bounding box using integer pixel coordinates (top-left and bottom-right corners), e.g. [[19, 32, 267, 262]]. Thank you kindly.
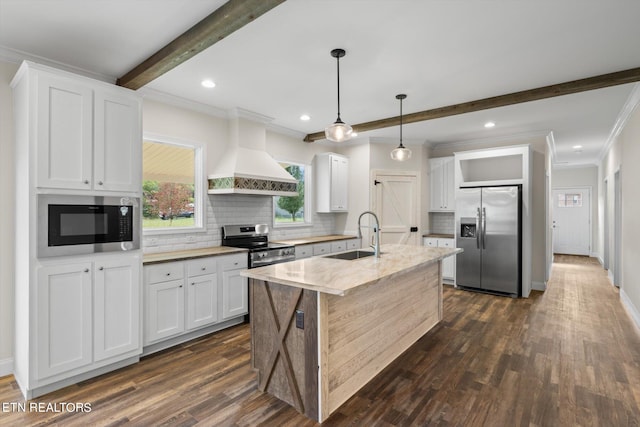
[[325, 48, 353, 142], [390, 94, 412, 161]]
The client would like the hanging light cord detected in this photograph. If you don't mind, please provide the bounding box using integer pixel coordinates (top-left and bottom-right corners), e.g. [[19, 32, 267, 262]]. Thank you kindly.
[[336, 53, 342, 121], [399, 96, 403, 147]]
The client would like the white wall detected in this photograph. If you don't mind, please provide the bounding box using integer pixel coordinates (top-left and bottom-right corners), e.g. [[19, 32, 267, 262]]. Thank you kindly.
[[552, 166, 599, 258], [0, 61, 19, 373], [600, 93, 640, 326], [141, 99, 337, 253]]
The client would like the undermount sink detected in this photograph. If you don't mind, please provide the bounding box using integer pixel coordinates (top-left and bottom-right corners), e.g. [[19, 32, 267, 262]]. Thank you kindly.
[[323, 250, 376, 260]]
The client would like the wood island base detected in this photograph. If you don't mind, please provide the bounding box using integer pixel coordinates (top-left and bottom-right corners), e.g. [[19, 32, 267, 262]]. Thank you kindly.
[[249, 260, 442, 422]]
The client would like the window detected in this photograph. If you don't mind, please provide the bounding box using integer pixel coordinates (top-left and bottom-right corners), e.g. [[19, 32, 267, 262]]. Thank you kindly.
[[142, 135, 204, 233], [557, 192, 582, 208], [273, 161, 311, 227]]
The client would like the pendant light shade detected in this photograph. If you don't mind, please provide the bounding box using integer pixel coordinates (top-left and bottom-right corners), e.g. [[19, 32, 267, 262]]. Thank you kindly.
[[325, 48, 353, 142], [390, 94, 412, 161]]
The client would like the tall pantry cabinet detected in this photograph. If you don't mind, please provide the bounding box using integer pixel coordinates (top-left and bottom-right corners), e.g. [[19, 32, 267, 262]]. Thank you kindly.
[[11, 61, 143, 399]]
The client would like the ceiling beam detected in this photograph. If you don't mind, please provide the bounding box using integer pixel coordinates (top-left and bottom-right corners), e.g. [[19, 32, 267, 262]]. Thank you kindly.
[[304, 66, 640, 142], [117, 0, 286, 90]]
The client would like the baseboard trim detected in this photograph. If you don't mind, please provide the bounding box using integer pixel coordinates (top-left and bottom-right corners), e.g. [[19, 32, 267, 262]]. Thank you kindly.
[[597, 255, 604, 266], [608, 270, 615, 286], [0, 357, 13, 378], [621, 289, 640, 332], [532, 281, 546, 291]]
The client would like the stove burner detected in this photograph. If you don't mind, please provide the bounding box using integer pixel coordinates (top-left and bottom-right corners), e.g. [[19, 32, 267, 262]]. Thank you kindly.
[[222, 224, 296, 268]]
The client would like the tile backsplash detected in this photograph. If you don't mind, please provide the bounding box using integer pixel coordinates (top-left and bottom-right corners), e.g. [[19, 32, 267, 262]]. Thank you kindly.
[[143, 194, 336, 253], [429, 212, 455, 235]]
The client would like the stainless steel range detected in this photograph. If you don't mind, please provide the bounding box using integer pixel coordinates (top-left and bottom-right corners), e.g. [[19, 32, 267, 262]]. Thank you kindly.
[[221, 224, 296, 268]]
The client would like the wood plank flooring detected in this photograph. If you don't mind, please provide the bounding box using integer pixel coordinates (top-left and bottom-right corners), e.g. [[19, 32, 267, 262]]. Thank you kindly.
[[1, 255, 640, 426]]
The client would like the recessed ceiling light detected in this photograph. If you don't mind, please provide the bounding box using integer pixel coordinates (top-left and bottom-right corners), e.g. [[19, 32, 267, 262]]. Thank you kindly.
[[300, 114, 311, 121], [573, 145, 583, 149], [201, 79, 216, 88], [484, 121, 495, 128]]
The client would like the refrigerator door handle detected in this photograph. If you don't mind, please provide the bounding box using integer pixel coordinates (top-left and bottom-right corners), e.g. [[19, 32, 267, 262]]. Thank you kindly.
[[482, 207, 487, 249], [476, 208, 481, 249]]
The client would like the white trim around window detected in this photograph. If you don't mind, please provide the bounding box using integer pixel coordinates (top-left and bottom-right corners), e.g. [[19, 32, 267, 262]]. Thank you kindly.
[[142, 132, 206, 235]]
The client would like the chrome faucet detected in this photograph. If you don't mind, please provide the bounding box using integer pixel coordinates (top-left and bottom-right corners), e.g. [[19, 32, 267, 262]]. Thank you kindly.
[[357, 211, 381, 258]]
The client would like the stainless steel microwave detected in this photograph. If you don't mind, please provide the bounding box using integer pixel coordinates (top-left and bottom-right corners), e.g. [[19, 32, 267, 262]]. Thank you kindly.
[[38, 194, 140, 257]]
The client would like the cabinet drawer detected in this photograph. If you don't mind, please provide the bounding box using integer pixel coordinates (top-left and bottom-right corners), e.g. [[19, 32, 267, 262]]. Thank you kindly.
[[331, 240, 347, 253], [146, 262, 184, 284], [295, 245, 313, 259], [312, 243, 332, 256], [423, 238, 438, 248], [186, 257, 217, 277], [438, 239, 455, 248], [346, 239, 360, 250], [219, 254, 248, 271]]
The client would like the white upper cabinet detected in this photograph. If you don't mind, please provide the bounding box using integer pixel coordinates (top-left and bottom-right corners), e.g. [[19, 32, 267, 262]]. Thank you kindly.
[[315, 153, 349, 212], [93, 88, 141, 193], [429, 157, 455, 212], [36, 73, 94, 190], [15, 61, 141, 193]]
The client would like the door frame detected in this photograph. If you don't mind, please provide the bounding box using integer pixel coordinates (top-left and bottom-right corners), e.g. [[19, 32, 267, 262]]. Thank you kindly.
[[370, 169, 421, 245], [613, 168, 622, 287], [551, 185, 592, 256]]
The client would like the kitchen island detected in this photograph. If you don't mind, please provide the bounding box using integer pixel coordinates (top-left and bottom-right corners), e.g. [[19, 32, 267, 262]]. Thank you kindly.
[[241, 243, 461, 422]]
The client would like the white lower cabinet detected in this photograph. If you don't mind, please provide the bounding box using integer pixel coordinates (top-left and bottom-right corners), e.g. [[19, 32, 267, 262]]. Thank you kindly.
[[144, 253, 247, 346], [424, 237, 456, 281], [37, 262, 93, 378], [295, 238, 362, 260], [94, 258, 140, 362], [147, 279, 185, 343], [36, 254, 141, 381]]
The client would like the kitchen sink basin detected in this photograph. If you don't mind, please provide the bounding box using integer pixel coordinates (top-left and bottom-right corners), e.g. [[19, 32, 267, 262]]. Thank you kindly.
[[323, 250, 376, 260]]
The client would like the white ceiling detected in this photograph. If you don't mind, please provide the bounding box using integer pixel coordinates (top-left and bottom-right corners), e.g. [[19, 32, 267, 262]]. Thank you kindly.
[[1, 0, 639, 166]]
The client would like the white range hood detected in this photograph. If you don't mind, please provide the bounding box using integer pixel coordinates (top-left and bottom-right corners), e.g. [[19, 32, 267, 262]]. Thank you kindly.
[[208, 114, 298, 196]]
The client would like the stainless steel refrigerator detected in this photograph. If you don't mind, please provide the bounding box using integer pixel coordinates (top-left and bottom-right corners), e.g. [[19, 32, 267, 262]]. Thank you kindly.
[[455, 185, 522, 297]]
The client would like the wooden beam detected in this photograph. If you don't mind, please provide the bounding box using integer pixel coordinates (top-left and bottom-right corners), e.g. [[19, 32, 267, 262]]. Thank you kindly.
[[117, 0, 286, 90], [304, 66, 640, 142]]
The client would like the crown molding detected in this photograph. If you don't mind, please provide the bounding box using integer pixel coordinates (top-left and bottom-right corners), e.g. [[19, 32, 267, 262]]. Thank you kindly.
[[430, 130, 549, 151], [552, 162, 598, 170], [228, 107, 273, 124], [137, 87, 229, 119], [598, 82, 640, 162], [0, 45, 116, 83], [265, 122, 306, 139]]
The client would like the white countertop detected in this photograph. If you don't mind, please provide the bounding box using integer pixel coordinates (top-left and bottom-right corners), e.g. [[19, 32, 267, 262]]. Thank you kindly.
[[241, 244, 462, 296]]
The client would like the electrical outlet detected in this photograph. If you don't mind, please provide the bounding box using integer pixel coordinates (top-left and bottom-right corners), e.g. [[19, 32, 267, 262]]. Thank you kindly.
[[186, 236, 197, 244], [295, 310, 304, 329]]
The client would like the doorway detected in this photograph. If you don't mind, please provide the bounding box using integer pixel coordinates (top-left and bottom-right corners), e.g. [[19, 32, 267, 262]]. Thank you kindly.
[[371, 170, 420, 246], [552, 187, 591, 256]]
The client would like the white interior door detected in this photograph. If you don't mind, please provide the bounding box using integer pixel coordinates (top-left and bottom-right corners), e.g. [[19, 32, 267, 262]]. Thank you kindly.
[[552, 188, 591, 255], [372, 171, 420, 246]]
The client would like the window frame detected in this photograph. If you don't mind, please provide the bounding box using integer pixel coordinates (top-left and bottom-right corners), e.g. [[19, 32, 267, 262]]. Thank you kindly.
[[272, 159, 313, 228], [142, 133, 206, 235]]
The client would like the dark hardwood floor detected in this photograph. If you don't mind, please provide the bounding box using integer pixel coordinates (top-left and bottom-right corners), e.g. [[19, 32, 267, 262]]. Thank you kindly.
[[2, 255, 640, 426]]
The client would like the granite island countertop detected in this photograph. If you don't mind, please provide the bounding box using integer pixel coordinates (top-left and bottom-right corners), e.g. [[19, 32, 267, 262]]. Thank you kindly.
[[241, 243, 461, 296], [423, 233, 455, 239]]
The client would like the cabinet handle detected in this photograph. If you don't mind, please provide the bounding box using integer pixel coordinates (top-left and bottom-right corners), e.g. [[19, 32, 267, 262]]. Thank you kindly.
[[191, 282, 195, 286], [83, 180, 89, 184], [99, 267, 104, 271], [84, 268, 89, 273], [98, 181, 104, 186], [179, 284, 183, 288], [201, 267, 206, 271], [234, 262, 238, 266], [166, 272, 171, 276]]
